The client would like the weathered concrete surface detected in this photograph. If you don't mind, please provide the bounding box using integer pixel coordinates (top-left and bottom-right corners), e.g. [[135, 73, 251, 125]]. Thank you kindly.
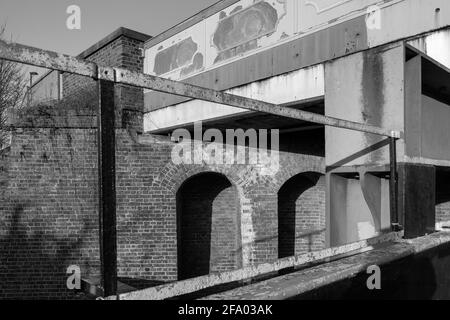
[[329, 173, 391, 247], [201, 232, 450, 300], [110, 232, 402, 300], [144, 1, 450, 113], [144, 64, 325, 132], [325, 43, 405, 168], [404, 50, 450, 163], [118, 68, 397, 137], [408, 29, 450, 69], [325, 43, 404, 247]]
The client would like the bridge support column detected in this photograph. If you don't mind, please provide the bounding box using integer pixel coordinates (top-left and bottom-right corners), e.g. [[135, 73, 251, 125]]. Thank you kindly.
[[398, 163, 436, 239], [97, 79, 118, 297]]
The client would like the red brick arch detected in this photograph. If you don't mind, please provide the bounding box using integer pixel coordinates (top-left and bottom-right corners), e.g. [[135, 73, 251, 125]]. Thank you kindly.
[[277, 171, 326, 258], [175, 171, 243, 280]]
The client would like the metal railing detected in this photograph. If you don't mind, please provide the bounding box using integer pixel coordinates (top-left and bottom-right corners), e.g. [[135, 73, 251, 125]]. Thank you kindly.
[[0, 39, 403, 297]]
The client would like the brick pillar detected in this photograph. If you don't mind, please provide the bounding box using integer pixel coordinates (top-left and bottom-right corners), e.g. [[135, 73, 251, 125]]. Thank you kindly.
[[62, 28, 151, 133], [116, 36, 147, 133]]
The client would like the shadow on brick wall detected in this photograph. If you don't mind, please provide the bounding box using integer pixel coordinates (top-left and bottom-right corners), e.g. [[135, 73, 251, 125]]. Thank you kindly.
[[278, 172, 325, 258], [0, 204, 90, 300]]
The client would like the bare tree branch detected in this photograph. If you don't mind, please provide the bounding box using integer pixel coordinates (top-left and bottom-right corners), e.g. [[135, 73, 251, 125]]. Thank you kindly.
[[0, 25, 27, 148]]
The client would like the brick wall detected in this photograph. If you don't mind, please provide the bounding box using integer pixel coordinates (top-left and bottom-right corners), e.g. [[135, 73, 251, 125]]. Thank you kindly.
[[177, 173, 240, 280], [436, 203, 450, 224], [435, 170, 450, 224], [62, 33, 147, 132], [0, 126, 325, 299], [278, 173, 326, 258], [0, 27, 328, 297], [0, 129, 99, 300]]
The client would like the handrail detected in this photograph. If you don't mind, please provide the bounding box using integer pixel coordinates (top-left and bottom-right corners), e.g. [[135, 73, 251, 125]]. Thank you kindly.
[[0, 39, 402, 138]]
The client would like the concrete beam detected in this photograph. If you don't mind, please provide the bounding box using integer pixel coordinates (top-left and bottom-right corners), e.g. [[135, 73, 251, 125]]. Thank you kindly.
[[144, 65, 325, 132]]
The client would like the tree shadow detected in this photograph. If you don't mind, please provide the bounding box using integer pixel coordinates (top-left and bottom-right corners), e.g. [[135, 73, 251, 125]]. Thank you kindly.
[[0, 204, 90, 300]]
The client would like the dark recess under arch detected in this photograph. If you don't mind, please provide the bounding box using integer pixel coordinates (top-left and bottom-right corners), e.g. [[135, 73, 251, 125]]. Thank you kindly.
[[176, 172, 241, 280]]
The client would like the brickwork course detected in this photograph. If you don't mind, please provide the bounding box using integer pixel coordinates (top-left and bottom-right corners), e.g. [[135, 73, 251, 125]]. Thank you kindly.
[[62, 28, 149, 133], [0, 126, 326, 299], [0, 28, 328, 299], [2, 26, 448, 300]]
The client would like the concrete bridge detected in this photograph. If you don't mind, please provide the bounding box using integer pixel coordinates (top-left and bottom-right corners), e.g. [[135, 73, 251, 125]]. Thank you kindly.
[[1, 0, 450, 300]]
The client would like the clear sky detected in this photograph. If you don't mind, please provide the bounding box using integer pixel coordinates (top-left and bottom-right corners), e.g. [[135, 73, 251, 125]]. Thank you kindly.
[[0, 0, 218, 55]]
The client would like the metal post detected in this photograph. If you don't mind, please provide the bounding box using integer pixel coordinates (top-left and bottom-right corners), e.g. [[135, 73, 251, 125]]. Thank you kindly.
[[97, 79, 118, 297], [57, 71, 62, 101], [389, 137, 400, 231], [28, 71, 38, 107]]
